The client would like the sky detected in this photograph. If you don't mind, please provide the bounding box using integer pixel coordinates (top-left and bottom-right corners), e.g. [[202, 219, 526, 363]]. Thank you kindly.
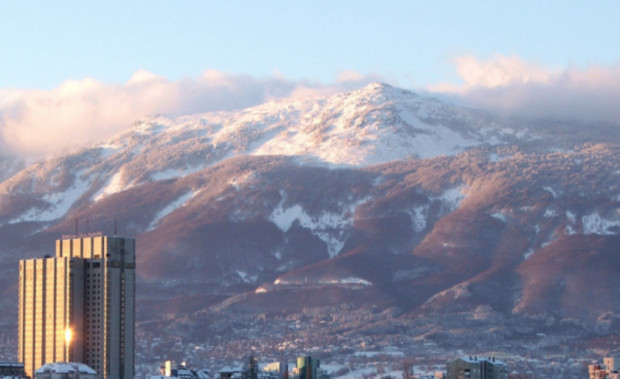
[[1, 1, 620, 158]]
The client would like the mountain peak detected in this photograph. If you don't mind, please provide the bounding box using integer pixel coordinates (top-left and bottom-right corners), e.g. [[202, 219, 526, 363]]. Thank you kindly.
[[351, 82, 419, 103], [363, 82, 394, 91], [69, 83, 512, 174], [358, 82, 402, 96]]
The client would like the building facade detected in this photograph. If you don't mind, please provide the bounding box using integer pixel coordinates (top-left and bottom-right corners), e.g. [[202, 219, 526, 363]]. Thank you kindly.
[[293, 357, 328, 379], [0, 361, 27, 378], [446, 357, 507, 379], [589, 356, 620, 379], [19, 235, 135, 379]]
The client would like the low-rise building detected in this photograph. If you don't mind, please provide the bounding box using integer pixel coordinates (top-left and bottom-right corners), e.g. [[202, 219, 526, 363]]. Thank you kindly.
[[589, 356, 620, 379], [35, 362, 97, 379], [219, 368, 243, 379], [0, 362, 26, 378], [152, 361, 211, 379], [446, 356, 507, 379]]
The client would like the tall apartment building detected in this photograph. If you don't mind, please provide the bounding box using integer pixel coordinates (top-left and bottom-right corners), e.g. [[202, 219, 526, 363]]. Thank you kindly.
[[18, 234, 135, 379]]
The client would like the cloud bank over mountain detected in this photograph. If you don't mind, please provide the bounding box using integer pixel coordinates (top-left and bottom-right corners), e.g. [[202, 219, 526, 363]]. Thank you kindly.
[[434, 54, 620, 124], [2, 55, 620, 160], [0, 70, 383, 159]]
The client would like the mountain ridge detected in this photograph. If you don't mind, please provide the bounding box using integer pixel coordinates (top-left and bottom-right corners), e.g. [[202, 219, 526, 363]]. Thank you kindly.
[[1, 83, 620, 365]]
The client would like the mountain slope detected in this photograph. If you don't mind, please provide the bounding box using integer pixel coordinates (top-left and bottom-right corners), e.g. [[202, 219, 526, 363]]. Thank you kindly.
[[1, 83, 620, 362]]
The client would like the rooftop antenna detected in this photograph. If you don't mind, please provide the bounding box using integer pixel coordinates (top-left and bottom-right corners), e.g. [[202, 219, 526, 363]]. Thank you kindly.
[[75, 218, 78, 235], [86, 215, 90, 234]]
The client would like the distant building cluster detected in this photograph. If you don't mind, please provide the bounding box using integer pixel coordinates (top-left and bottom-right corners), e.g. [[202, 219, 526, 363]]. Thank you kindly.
[[151, 361, 210, 379], [152, 356, 329, 379], [7, 233, 512, 379], [446, 356, 507, 379], [590, 356, 620, 379], [10, 232, 615, 379]]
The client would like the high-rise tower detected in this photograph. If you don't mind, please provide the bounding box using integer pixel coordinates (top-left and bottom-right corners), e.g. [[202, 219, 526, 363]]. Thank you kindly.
[[18, 234, 135, 379]]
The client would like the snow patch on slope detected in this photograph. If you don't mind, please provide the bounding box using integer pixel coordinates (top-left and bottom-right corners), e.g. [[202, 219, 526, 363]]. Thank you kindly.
[[273, 277, 371, 288], [523, 248, 535, 260], [565, 224, 577, 235], [491, 212, 507, 222], [543, 186, 559, 199], [564, 210, 578, 235], [405, 205, 429, 232], [425, 282, 471, 303], [95, 141, 124, 158], [236, 270, 258, 284], [544, 208, 558, 218], [434, 186, 466, 210], [318, 277, 372, 286], [393, 266, 437, 281], [151, 165, 206, 181], [229, 172, 255, 192], [269, 193, 369, 257], [9, 171, 91, 223], [94, 170, 128, 202], [270, 204, 305, 232], [582, 212, 620, 235], [147, 191, 199, 231], [403, 187, 465, 232]]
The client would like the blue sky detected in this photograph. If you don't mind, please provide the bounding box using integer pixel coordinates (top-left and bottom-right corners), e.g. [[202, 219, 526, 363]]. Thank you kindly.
[[2, 1, 618, 89], [1, 1, 620, 158]]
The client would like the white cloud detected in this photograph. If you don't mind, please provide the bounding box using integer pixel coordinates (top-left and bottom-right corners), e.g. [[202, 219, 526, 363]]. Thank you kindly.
[[0, 71, 383, 159], [430, 54, 620, 123], [431, 54, 556, 91]]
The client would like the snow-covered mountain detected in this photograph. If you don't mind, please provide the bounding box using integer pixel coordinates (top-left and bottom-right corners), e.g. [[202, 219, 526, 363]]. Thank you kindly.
[[0, 83, 563, 229], [1, 83, 620, 360], [0, 84, 489, 226]]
